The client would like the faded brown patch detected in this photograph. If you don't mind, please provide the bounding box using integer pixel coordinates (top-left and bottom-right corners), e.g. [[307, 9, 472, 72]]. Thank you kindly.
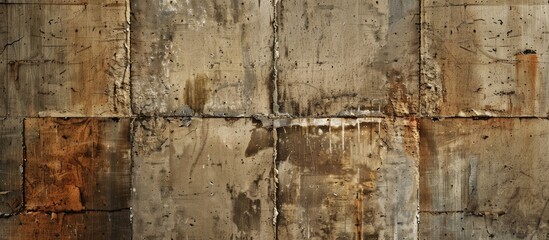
[[184, 74, 211, 114], [25, 118, 131, 211], [418, 119, 436, 211], [244, 128, 273, 157], [0, 118, 23, 215]]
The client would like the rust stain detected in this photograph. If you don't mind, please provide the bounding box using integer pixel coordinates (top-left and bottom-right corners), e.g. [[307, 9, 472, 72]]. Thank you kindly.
[[1, 211, 130, 239], [184, 74, 211, 114], [25, 118, 94, 211], [24, 118, 131, 211], [514, 50, 538, 115]]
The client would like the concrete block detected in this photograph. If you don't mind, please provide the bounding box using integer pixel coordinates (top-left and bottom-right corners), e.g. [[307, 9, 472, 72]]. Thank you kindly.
[[276, 0, 419, 117], [0, 118, 23, 215], [132, 118, 275, 239], [275, 118, 418, 239], [0, 1, 130, 117], [421, 1, 549, 117], [24, 118, 131, 211], [0, 210, 130, 240], [420, 118, 549, 239], [131, 0, 273, 116]]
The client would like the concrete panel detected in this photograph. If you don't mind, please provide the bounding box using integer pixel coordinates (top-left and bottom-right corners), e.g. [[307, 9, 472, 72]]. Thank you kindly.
[[276, 118, 418, 239], [132, 118, 275, 239], [276, 0, 419, 117], [131, 0, 273, 117], [420, 118, 549, 239], [0, 210, 130, 240], [0, 1, 130, 117], [421, 1, 549, 117], [24, 118, 131, 211], [0, 118, 23, 215]]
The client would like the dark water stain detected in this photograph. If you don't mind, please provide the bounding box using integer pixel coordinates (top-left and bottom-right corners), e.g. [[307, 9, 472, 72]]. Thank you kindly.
[[245, 128, 273, 157], [213, 1, 227, 26], [184, 74, 211, 114], [231, 0, 241, 23], [232, 192, 261, 232]]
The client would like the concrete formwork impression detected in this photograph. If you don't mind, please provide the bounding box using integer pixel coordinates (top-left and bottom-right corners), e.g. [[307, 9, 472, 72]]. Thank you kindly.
[[0, 0, 548, 239]]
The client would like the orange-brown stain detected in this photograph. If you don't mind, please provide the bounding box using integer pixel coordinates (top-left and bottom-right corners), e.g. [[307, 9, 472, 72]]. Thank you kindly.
[[24, 118, 131, 212], [515, 51, 538, 114]]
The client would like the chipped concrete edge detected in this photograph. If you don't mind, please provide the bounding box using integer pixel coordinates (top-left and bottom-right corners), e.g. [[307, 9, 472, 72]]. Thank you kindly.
[[272, 0, 280, 115]]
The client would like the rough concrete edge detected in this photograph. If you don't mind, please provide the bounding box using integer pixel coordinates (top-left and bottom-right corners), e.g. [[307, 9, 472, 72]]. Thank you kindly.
[[129, 116, 135, 240], [125, 0, 132, 118], [272, 0, 280, 116], [417, 1, 423, 239], [272, 121, 279, 240]]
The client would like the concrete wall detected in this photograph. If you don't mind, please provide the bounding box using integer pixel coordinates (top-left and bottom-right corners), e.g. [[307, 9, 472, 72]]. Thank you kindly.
[[0, 0, 548, 239]]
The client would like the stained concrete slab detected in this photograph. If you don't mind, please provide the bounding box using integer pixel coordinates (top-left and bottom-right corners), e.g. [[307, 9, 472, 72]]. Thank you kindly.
[[420, 118, 549, 239], [131, 0, 273, 117], [276, 0, 419, 117], [132, 118, 275, 239], [24, 118, 131, 211], [0, 118, 23, 216], [421, 1, 549, 117], [275, 118, 418, 239], [0, 0, 130, 117], [0, 210, 131, 240]]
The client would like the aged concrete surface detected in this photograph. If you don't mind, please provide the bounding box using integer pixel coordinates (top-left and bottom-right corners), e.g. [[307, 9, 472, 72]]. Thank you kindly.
[[420, 118, 549, 239], [0, 118, 23, 215], [132, 118, 275, 239], [131, 0, 273, 117], [24, 118, 131, 211], [276, 118, 419, 239], [421, 1, 549, 117], [0, 0, 130, 117], [276, 0, 419, 117], [0, 210, 131, 240]]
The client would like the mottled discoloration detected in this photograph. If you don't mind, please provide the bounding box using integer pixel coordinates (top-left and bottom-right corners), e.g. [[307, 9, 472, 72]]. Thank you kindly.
[[0, 1, 130, 117], [420, 118, 549, 239], [0, 118, 23, 215], [276, 0, 419, 117], [24, 118, 131, 211], [276, 118, 418, 239], [132, 118, 274, 239], [421, 1, 549, 117], [0, 210, 131, 240], [131, 0, 273, 116]]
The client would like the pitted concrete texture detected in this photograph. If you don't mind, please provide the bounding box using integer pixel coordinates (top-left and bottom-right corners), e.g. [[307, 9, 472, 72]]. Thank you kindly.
[[132, 118, 275, 239], [131, 0, 273, 117], [276, 0, 419, 117]]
